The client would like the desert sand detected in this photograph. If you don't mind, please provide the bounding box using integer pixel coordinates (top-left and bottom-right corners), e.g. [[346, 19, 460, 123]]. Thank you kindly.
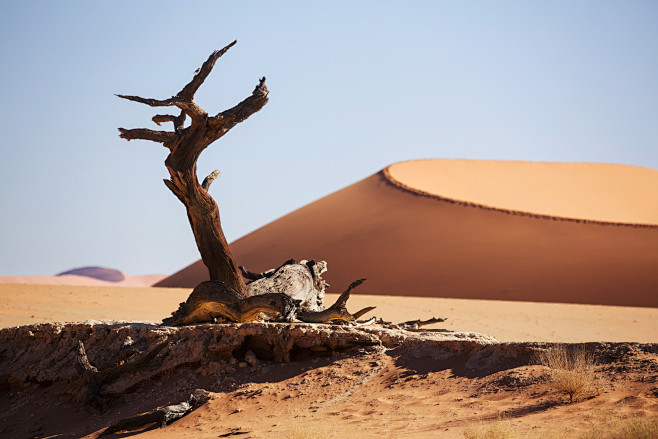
[[0, 285, 656, 439], [1, 283, 657, 343], [2, 159, 657, 438], [156, 159, 658, 308], [0, 273, 165, 288]]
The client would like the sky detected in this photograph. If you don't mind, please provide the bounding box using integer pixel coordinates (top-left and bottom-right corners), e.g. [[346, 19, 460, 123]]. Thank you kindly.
[[0, 1, 656, 276]]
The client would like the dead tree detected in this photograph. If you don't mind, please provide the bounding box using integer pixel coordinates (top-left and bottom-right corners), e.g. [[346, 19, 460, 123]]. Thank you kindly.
[[118, 40, 259, 296], [119, 42, 374, 324]]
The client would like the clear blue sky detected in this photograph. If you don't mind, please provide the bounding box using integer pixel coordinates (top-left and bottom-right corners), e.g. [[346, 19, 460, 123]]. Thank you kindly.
[[1, 1, 656, 276]]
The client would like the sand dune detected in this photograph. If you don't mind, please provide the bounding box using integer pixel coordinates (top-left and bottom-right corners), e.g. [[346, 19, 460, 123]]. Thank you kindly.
[[56, 266, 126, 282], [0, 273, 165, 288], [156, 159, 658, 307]]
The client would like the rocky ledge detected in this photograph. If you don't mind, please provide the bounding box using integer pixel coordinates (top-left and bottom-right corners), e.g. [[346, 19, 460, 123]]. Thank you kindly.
[[1, 321, 656, 395]]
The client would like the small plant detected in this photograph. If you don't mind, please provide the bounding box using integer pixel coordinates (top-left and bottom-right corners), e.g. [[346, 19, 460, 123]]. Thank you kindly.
[[538, 344, 596, 403], [579, 416, 658, 439], [463, 420, 518, 439]]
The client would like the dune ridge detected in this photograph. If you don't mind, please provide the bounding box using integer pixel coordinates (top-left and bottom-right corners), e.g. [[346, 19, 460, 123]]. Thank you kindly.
[[155, 159, 658, 308], [383, 159, 658, 228]]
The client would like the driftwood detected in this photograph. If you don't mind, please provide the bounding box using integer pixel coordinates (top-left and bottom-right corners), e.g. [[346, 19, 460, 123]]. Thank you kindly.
[[99, 389, 210, 436], [76, 340, 167, 410]]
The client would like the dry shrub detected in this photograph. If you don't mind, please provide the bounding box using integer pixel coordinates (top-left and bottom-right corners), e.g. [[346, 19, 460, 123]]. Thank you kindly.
[[463, 420, 518, 439], [579, 416, 658, 439], [538, 344, 596, 403]]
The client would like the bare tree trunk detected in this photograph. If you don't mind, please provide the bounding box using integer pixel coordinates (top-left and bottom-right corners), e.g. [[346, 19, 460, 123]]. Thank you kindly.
[[119, 43, 376, 324], [117, 41, 267, 296]]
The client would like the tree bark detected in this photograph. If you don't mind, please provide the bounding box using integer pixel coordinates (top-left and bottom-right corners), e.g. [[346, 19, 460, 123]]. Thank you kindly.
[[118, 41, 268, 296]]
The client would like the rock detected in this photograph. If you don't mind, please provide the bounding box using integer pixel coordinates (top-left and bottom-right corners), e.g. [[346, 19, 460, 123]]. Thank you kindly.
[[245, 350, 259, 367]]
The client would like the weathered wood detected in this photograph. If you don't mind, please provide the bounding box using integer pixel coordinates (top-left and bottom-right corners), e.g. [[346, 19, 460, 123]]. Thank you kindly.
[[118, 41, 268, 296], [162, 265, 373, 325], [119, 44, 377, 322], [202, 169, 221, 191], [298, 278, 375, 323], [372, 317, 448, 331], [99, 389, 210, 436], [75, 340, 167, 409], [245, 260, 328, 313], [162, 280, 298, 326]]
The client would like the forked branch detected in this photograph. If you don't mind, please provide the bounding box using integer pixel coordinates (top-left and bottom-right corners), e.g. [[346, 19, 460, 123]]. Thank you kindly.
[[298, 279, 375, 323]]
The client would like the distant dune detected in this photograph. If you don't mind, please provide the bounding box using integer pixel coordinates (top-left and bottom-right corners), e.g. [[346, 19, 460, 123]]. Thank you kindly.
[[156, 159, 658, 307], [56, 266, 126, 282], [0, 271, 165, 288]]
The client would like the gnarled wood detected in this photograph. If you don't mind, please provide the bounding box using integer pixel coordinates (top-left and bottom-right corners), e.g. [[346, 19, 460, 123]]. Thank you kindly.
[[75, 340, 167, 410], [162, 280, 298, 326], [118, 41, 267, 296], [298, 278, 375, 323], [99, 389, 211, 436], [244, 259, 328, 313], [119, 44, 377, 323], [162, 261, 372, 325]]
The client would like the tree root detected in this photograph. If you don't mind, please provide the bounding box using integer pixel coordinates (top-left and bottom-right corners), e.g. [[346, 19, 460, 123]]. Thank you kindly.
[[162, 281, 298, 326], [367, 317, 449, 331], [298, 279, 375, 323], [162, 262, 375, 326], [98, 389, 210, 436], [76, 340, 167, 410]]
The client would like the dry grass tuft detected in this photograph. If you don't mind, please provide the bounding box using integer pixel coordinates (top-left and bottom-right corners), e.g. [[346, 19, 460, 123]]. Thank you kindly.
[[538, 344, 596, 403], [463, 420, 518, 439], [579, 415, 658, 439]]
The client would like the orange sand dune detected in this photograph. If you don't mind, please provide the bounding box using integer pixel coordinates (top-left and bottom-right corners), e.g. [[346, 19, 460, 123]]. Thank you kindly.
[[156, 159, 658, 307]]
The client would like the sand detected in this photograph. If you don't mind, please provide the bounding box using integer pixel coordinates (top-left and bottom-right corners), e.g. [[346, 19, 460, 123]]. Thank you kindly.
[[1, 283, 656, 438], [0, 273, 165, 287], [2, 158, 657, 437], [1, 284, 656, 343], [156, 159, 658, 308]]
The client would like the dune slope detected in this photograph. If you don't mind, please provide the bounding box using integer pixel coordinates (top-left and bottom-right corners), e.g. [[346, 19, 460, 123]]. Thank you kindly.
[[156, 160, 658, 307]]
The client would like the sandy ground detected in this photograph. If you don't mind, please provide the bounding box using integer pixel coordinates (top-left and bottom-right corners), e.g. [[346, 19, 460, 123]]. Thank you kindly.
[[156, 160, 658, 308], [1, 284, 657, 343], [1, 285, 657, 438], [2, 159, 657, 437], [0, 273, 165, 288], [85, 349, 657, 439]]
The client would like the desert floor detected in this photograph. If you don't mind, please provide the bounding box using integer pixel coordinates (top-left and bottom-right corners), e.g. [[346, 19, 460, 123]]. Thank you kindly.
[[1, 283, 657, 343], [1, 284, 657, 438]]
